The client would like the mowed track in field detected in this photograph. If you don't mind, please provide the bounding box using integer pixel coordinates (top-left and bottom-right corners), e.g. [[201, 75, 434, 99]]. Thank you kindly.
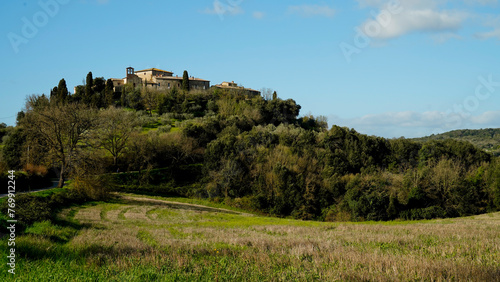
[[66, 195, 260, 252], [57, 194, 500, 281]]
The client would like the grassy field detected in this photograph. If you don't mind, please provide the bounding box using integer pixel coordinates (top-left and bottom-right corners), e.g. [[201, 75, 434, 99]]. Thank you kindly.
[[1, 194, 499, 281]]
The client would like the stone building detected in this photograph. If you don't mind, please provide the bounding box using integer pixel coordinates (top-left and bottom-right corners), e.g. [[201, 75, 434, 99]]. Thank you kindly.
[[212, 81, 261, 96], [112, 67, 210, 92]]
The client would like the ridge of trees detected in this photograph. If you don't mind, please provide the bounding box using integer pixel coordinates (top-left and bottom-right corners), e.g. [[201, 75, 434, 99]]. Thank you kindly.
[[414, 128, 500, 156]]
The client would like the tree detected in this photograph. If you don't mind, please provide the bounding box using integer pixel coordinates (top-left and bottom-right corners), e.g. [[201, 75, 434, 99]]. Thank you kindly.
[[73, 85, 85, 102], [0, 123, 8, 141], [93, 77, 106, 94], [22, 101, 97, 188], [182, 70, 190, 92], [104, 79, 114, 107], [57, 78, 69, 104], [26, 94, 49, 111], [16, 111, 25, 126], [92, 107, 138, 168], [84, 71, 94, 105], [93, 77, 106, 108], [260, 88, 274, 101], [1, 128, 25, 170], [141, 87, 159, 114], [50, 86, 58, 102]]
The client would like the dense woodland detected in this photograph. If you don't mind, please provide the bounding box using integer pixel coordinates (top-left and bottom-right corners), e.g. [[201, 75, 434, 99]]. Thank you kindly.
[[414, 128, 500, 156], [1, 72, 500, 223]]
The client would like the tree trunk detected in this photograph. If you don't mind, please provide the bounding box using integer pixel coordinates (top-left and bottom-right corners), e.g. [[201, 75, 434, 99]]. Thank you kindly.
[[58, 165, 65, 188]]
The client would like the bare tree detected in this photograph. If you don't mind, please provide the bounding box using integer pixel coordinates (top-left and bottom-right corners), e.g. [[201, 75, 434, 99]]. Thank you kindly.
[[260, 88, 274, 101], [23, 101, 97, 187]]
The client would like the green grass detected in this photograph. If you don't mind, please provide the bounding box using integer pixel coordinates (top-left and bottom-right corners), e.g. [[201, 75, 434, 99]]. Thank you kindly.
[[1, 193, 499, 281], [30, 187, 66, 197], [119, 193, 256, 215], [0, 187, 65, 206], [24, 221, 78, 243]]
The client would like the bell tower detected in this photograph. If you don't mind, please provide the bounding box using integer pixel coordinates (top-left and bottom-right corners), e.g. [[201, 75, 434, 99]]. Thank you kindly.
[[126, 67, 135, 79]]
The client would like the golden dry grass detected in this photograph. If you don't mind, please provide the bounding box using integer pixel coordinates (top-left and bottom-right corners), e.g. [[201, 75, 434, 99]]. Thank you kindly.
[[51, 194, 500, 281]]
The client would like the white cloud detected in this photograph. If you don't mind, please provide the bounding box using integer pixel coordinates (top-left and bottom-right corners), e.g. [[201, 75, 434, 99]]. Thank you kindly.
[[356, 0, 468, 41], [287, 5, 336, 18], [201, 1, 244, 17], [472, 13, 500, 40], [361, 9, 467, 40], [475, 27, 500, 39], [432, 32, 463, 43], [252, 11, 265, 19], [470, 111, 500, 123], [358, 0, 445, 9], [328, 110, 500, 138], [464, 0, 498, 6]]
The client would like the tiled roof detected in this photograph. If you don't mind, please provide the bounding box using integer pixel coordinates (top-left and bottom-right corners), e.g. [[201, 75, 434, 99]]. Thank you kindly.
[[156, 76, 210, 82], [135, 68, 173, 74], [214, 84, 260, 93]]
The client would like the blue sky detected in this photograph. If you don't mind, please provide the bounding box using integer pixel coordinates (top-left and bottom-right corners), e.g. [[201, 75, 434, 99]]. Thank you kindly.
[[1, 0, 499, 138]]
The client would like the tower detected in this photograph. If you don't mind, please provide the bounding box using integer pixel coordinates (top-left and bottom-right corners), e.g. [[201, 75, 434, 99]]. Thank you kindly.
[[126, 67, 135, 79]]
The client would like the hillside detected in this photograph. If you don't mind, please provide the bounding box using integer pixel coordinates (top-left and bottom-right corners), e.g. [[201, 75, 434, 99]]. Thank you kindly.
[[414, 128, 500, 156], [1, 73, 500, 222], [1, 193, 498, 281]]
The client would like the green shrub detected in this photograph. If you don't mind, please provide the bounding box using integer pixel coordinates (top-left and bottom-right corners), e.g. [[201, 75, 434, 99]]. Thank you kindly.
[[399, 206, 446, 220], [158, 125, 172, 133], [0, 194, 52, 228], [72, 174, 111, 201]]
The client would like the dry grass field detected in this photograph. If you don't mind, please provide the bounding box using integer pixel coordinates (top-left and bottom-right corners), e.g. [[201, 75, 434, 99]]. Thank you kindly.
[[1, 193, 499, 281]]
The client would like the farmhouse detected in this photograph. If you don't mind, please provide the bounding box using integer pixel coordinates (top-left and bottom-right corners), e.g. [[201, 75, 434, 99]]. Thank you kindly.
[[111, 67, 210, 92]]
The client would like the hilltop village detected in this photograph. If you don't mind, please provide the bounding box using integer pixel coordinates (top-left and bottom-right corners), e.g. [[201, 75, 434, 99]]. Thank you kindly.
[[110, 67, 260, 96]]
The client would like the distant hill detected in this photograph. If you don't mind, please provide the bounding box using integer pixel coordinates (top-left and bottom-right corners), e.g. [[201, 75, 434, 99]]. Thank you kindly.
[[413, 128, 500, 156]]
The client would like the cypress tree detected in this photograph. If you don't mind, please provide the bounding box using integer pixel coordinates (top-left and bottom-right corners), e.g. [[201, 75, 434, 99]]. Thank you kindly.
[[57, 78, 68, 103], [105, 79, 114, 108], [182, 70, 190, 92], [85, 71, 94, 105], [92, 77, 106, 108]]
